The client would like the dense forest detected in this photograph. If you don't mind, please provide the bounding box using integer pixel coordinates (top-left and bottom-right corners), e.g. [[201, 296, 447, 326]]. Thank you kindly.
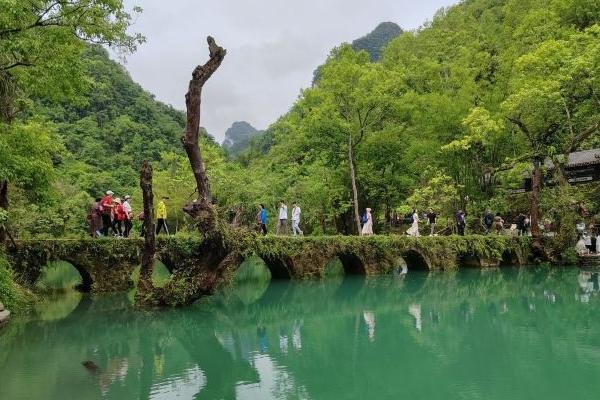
[[226, 0, 600, 237], [1, 0, 599, 241]]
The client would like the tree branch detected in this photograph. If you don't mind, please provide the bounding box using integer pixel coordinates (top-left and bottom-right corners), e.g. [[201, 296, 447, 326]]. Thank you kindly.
[[492, 152, 535, 174], [0, 61, 34, 71], [181, 36, 226, 203], [564, 121, 600, 155]]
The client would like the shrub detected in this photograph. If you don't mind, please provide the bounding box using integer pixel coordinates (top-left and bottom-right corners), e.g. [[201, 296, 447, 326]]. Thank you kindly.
[[0, 253, 34, 312]]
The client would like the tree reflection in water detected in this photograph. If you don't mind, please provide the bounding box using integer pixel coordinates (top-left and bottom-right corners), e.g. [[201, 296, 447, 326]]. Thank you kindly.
[[2, 267, 600, 400]]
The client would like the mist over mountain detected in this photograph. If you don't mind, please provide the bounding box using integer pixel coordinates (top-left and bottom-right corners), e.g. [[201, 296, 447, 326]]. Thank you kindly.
[[223, 22, 404, 157], [312, 21, 403, 85], [222, 121, 265, 155]]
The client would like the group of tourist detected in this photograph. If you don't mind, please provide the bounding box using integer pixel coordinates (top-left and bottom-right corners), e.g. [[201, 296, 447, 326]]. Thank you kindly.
[[359, 207, 537, 237], [87, 193, 578, 240], [87, 190, 171, 238], [87, 191, 134, 238], [257, 201, 303, 236], [482, 211, 531, 236]]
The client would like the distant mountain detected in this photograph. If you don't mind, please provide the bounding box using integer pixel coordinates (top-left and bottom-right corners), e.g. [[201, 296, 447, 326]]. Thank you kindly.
[[313, 22, 403, 85], [34, 45, 189, 195], [222, 121, 264, 155], [351, 22, 403, 61]]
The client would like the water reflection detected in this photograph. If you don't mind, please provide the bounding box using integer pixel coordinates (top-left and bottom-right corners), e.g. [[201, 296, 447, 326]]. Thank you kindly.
[[2, 267, 600, 399]]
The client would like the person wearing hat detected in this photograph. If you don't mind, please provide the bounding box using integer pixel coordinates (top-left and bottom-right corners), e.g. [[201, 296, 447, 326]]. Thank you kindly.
[[122, 195, 133, 237], [113, 198, 126, 237], [100, 190, 118, 237], [87, 198, 103, 238], [156, 197, 169, 235]]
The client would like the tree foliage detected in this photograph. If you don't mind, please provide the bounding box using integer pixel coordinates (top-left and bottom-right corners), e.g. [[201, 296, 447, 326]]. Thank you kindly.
[[2, 0, 600, 240]]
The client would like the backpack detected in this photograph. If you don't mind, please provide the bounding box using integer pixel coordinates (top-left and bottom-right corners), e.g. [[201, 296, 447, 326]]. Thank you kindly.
[[115, 204, 125, 221], [405, 213, 414, 224], [361, 213, 368, 224], [484, 214, 493, 226]]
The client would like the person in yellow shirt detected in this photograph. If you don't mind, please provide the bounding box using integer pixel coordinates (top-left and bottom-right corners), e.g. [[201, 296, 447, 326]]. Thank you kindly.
[[156, 197, 169, 235]]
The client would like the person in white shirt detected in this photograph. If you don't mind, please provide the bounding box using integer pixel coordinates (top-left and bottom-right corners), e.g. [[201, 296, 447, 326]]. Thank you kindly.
[[122, 195, 133, 237], [291, 202, 303, 236], [276, 201, 288, 235]]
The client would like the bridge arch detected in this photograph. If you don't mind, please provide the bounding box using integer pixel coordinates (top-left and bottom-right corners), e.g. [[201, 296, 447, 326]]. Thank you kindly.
[[401, 249, 431, 271], [37, 260, 93, 292], [130, 260, 172, 288], [324, 257, 345, 278], [260, 255, 292, 279], [502, 249, 525, 266], [156, 256, 176, 274], [337, 253, 367, 275]]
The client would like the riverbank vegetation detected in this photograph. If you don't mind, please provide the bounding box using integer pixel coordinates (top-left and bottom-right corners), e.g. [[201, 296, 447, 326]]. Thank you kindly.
[[0, 253, 34, 312], [1, 0, 599, 240]]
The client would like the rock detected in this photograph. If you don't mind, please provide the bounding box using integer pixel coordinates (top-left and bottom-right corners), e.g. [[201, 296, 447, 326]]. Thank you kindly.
[[82, 361, 100, 374], [0, 309, 10, 324], [0, 301, 4, 311]]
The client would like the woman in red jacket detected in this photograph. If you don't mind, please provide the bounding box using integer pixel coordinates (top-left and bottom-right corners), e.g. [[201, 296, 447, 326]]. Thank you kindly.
[[113, 198, 126, 237]]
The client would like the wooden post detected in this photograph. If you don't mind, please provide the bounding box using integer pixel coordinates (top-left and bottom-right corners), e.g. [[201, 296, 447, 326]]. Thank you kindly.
[[136, 161, 156, 301]]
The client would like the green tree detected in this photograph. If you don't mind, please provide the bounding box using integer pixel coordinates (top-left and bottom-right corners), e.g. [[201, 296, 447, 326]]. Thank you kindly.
[[0, 0, 144, 120], [310, 45, 398, 233]]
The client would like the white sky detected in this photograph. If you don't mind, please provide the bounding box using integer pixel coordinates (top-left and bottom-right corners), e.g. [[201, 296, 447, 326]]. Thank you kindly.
[[120, 0, 458, 141]]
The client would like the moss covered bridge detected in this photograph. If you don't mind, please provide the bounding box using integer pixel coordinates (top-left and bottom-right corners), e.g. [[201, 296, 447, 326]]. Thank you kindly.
[[7, 234, 530, 306]]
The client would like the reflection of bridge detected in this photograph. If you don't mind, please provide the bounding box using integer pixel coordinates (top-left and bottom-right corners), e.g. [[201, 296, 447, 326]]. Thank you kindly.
[[2, 268, 594, 400], [8, 235, 530, 303]]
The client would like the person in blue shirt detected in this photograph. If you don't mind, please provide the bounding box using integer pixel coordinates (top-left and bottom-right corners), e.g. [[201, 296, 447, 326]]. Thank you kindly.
[[257, 204, 268, 235]]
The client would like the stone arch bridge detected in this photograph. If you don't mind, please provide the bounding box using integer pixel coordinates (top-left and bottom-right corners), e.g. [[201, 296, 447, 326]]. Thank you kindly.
[[7, 235, 529, 306]]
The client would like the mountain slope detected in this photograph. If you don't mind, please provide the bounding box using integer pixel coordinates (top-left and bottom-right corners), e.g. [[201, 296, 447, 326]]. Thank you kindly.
[[351, 22, 403, 61], [36, 45, 187, 195], [312, 21, 402, 85], [222, 121, 265, 156]]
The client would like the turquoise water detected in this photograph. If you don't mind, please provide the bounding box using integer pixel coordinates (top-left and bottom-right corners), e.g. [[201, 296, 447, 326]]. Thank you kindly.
[[2, 266, 600, 399]]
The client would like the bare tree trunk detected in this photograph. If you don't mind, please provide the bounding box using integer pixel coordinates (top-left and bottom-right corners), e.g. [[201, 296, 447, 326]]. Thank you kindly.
[[0, 179, 8, 243], [348, 135, 361, 235], [230, 204, 243, 228], [136, 161, 156, 303], [181, 37, 226, 231], [531, 159, 541, 240]]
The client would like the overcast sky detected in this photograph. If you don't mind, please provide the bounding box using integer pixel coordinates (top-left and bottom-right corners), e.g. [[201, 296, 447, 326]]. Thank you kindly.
[[120, 0, 458, 142]]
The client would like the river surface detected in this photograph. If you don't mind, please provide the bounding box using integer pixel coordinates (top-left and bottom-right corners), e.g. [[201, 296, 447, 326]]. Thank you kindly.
[[2, 265, 600, 400]]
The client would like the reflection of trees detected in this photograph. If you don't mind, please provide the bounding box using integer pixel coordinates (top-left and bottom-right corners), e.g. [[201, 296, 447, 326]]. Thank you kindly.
[[0, 294, 261, 400], [206, 269, 600, 399], [3, 268, 600, 399]]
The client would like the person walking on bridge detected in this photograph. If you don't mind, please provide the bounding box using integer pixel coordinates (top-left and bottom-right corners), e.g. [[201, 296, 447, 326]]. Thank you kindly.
[[100, 190, 118, 237], [257, 204, 268, 235], [407, 209, 420, 237], [483, 210, 494, 234], [156, 197, 169, 235], [494, 213, 504, 235], [123, 195, 133, 237], [456, 210, 466, 236], [87, 198, 103, 237], [113, 198, 126, 237], [276, 201, 288, 235], [361, 208, 373, 236], [291, 202, 303, 236], [427, 208, 437, 236]]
